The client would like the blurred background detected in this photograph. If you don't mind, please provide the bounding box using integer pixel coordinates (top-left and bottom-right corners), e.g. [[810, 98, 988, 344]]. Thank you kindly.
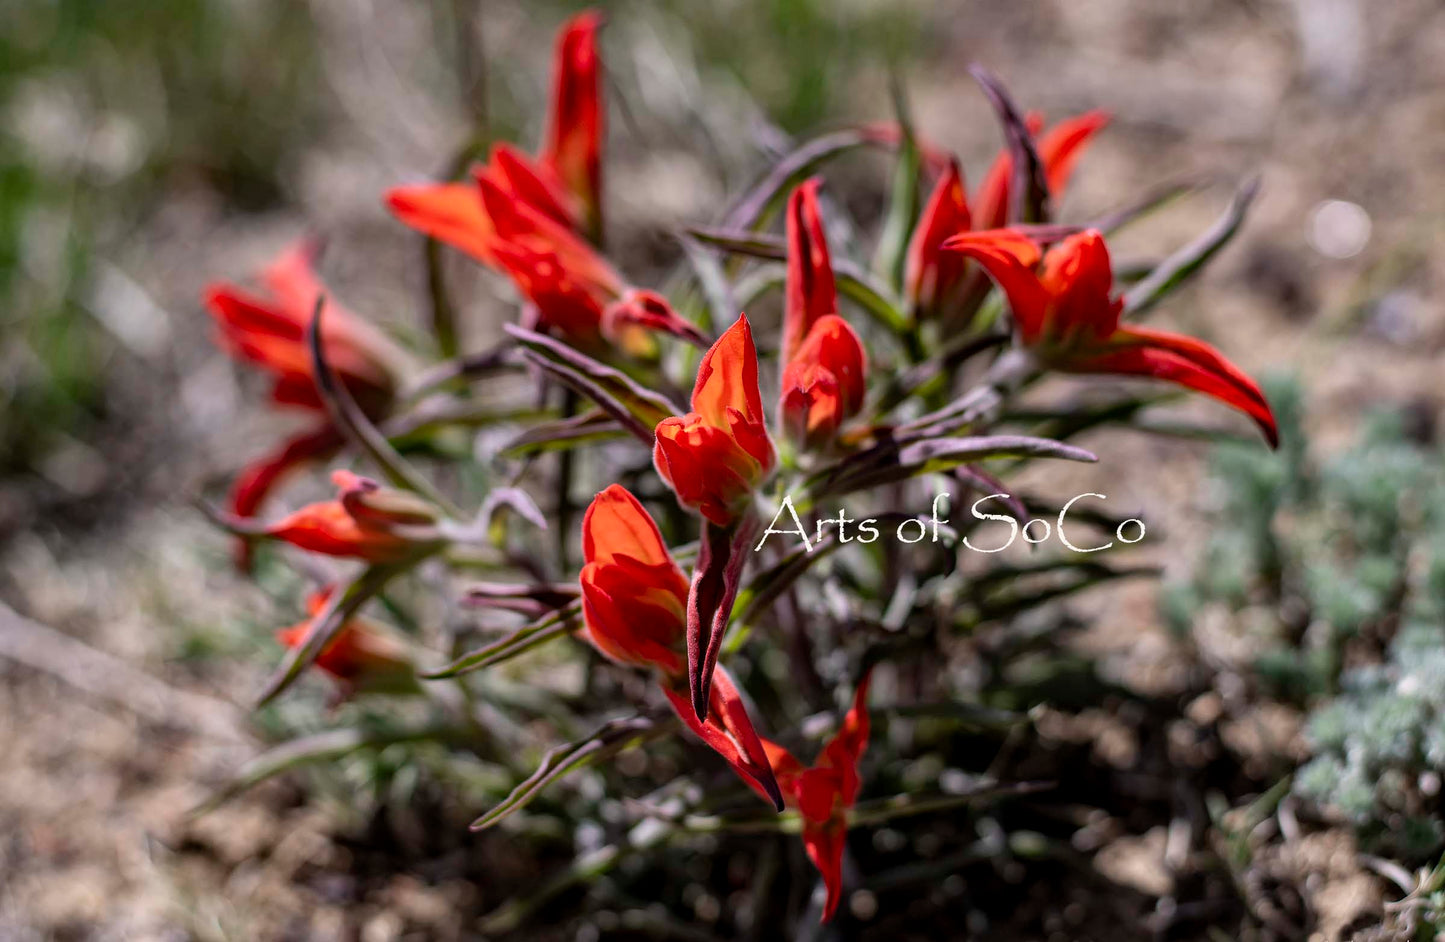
[[2, 0, 1443, 938]]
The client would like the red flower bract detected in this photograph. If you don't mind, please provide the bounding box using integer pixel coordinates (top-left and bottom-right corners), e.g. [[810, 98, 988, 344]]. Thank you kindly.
[[277, 590, 415, 699], [580, 486, 782, 807], [777, 180, 866, 451], [542, 10, 604, 241], [202, 241, 405, 565], [580, 484, 691, 674], [972, 110, 1111, 231], [904, 157, 972, 321], [203, 240, 400, 416], [782, 178, 838, 366], [248, 470, 442, 563], [762, 672, 873, 923], [383, 11, 701, 354], [780, 315, 867, 450], [654, 315, 776, 525], [945, 227, 1279, 446]]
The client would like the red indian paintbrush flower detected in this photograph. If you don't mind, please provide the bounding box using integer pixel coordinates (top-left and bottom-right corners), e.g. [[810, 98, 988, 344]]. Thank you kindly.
[[904, 157, 972, 322], [388, 12, 600, 241], [654, 315, 776, 526], [777, 180, 866, 450], [202, 241, 407, 561], [945, 228, 1279, 446], [761, 672, 873, 923], [388, 162, 699, 352], [386, 148, 699, 354], [476, 173, 704, 353], [542, 10, 604, 241], [277, 590, 416, 699], [580, 485, 783, 808], [383, 11, 695, 353], [223, 469, 444, 563], [972, 110, 1111, 231], [903, 112, 1107, 323]]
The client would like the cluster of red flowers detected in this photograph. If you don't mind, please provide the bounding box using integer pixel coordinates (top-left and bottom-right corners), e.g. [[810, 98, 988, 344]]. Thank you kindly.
[[201, 10, 1277, 922]]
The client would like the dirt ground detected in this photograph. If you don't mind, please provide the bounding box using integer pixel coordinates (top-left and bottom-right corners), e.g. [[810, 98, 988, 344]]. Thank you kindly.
[[4, 0, 1445, 938]]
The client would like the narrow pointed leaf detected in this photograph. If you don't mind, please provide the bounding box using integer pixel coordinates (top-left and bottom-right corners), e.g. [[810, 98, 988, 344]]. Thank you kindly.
[[470, 715, 663, 830], [479, 486, 549, 531], [687, 517, 758, 721], [723, 129, 871, 231], [847, 781, 1054, 828], [676, 233, 736, 335], [896, 435, 1097, 468], [872, 75, 923, 292], [970, 66, 1049, 224], [682, 241, 909, 339], [967, 561, 1158, 624], [190, 723, 468, 816], [680, 781, 1051, 835], [734, 535, 843, 629], [423, 600, 582, 678], [811, 434, 1094, 498], [835, 259, 910, 334], [734, 264, 787, 312], [500, 409, 627, 458], [1088, 178, 1203, 236], [464, 581, 579, 610], [1122, 177, 1260, 316], [401, 341, 522, 400], [686, 227, 786, 261], [308, 296, 462, 518], [506, 324, 682, 443], [254, 564, 400, 707], [952, 465, 1029, 524]]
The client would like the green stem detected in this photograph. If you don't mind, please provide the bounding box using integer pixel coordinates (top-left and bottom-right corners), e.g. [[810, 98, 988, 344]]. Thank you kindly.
[[555, 385, 579, 572]]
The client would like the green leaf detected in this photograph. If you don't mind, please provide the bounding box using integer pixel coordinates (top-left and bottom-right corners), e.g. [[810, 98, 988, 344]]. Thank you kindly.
[[697, 249, 910, 341], [723, 129, 872, 231], [470, 715, 664, 830], [835, 259, 910, 335], [969, 561, 1158, 624], [505, 324, 682, 444], [733, 535, 844, 630], [1122, 177, 1260, 316], [871, 75, 923, 293], [680, 781, 1051, 834], [309, 297, 463, 518], [970, 66, 1049, 224], [1088, 177, 1203, 235], [422, 601, 582, 678], [686, 227, 785, 261], [254, 564, 403, 707], [808, 434, 1096, 498], [189, 722, 469, 816], [500, 409, 627, 459], [675, 233, 737, 334]]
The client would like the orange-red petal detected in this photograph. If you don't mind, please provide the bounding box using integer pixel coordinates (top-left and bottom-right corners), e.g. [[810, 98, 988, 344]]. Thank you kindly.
[[802, 820, 848, 923], [690, 314, 768, 434], [583, 483, 674, 568], [904, 158, 972, 318], [780, 314, 867, 449], [386, 182, 499, 266], [782, 179, 838, 365], [1038, 229, 1120, 343], [542, 10, 604, 238], [1037, 110, 1110, 198], [1088, 328, 1279, 447], [942, 229, 1051, 342], [662, 666, 783, 809]]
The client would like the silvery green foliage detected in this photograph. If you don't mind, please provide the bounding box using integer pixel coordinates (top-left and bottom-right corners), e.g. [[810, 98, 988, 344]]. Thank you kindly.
[[1170, 377, 1445, 859], [1294, 626, 1445, 859]]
